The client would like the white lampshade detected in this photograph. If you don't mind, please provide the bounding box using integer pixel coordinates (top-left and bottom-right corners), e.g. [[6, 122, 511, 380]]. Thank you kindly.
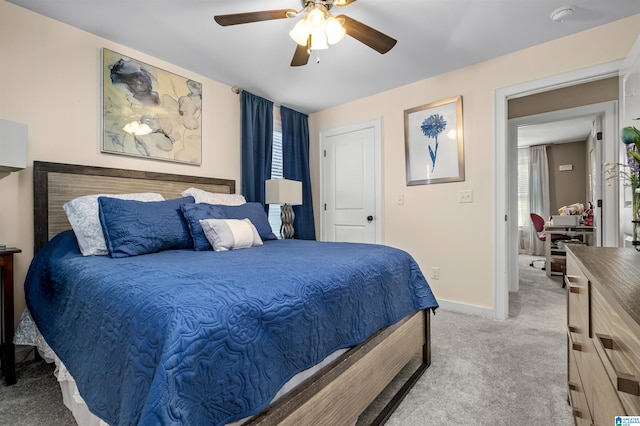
[[289, 19, 310, 46], [266, 179, 302, 205], [306, 7, 326, 34], [0, 119, 28, 172], [310, 33, 328, 51], [325, 16, 346, 44]]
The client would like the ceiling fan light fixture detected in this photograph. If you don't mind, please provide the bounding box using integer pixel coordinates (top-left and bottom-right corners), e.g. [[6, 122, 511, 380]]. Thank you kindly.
[[310, 33, 328, 50], [290, 19, 310, 45], [306, 6, 327, 34], [325, 16, 345, 44]]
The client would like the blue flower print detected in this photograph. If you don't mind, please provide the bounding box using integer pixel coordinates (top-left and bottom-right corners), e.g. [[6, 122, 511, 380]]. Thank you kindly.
[[421, 114, 447, 172]]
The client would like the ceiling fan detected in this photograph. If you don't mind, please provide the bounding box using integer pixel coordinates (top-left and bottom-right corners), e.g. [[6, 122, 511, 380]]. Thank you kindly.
[[214, 0, 397, 67]]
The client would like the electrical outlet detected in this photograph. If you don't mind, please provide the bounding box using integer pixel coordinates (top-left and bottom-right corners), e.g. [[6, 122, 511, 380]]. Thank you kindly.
[[458, 190, 473, 203], [431, 267, 439, 280]]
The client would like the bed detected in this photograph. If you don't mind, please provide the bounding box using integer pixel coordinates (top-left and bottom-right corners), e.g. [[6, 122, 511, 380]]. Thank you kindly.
[[18, 161, 438, 426]]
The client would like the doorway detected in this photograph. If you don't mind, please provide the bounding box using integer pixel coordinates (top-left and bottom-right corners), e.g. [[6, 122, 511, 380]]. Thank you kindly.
[[509, 103, 614, 293], [494, 62, 621, 319]]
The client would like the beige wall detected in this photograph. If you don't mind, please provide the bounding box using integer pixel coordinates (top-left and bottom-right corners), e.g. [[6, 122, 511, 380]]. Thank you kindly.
[[309, 15, 640, 312], [0, 1, 242, 322]]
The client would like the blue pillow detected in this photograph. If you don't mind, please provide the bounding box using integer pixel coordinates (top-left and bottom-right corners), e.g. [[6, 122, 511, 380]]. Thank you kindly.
[[98, 196, 195, 258], [181, 202, 277, 250]]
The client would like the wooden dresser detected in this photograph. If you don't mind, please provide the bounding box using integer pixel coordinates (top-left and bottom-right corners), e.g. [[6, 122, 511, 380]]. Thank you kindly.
[[566, 245, 640, 425]]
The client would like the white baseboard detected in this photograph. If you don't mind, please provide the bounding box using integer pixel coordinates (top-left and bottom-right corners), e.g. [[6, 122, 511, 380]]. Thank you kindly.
[[435, 298, 497, 319]]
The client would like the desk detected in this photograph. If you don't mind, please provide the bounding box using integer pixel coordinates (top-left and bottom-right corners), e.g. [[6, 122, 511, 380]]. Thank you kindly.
[[0, 247, 20, 385], [544, 225, 593, 277]]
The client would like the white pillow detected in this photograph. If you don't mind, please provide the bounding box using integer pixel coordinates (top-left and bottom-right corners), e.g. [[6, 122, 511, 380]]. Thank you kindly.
[[182, 187, 246, 205], [63, 192, 165, 256], [199, 218, 263, 252]]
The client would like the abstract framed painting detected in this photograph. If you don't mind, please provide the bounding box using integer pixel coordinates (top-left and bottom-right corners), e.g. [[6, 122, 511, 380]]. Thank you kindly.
[[404, 96, 464, 185], [101, 48, 202, 165]]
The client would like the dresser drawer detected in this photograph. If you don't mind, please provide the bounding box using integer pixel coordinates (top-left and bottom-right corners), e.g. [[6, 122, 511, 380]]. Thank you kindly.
[[591, 285, 640, 415], [590, 347, 626, 425], [566, 256, 590, 339], [568, 341, 592, 425]]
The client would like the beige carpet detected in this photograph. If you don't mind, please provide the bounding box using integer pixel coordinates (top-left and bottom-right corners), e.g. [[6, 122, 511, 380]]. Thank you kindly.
[[380, 254, 573, 425]]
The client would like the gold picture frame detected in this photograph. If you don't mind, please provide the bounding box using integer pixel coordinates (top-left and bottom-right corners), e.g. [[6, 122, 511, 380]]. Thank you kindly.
[[404, 96, 464, 185]]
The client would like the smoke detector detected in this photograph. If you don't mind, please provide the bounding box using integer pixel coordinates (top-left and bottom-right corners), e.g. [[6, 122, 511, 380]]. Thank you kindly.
[[550, 6, 575, 22]]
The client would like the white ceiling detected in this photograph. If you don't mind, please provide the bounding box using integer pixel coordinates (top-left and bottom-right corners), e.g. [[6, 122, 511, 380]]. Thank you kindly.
[[7, 0, 640, 114], [517, 116, 594, 147]]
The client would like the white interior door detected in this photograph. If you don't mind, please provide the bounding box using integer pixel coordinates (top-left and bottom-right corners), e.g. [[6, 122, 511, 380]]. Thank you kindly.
[[321, 119, 381, 243]]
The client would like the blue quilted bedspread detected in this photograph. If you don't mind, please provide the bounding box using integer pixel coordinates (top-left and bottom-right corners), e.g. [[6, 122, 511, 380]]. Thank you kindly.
[[25, 230, 438, 425]]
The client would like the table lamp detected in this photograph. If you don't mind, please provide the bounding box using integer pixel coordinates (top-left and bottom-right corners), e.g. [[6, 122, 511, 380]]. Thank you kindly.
[[0, 119, 27, 173], [266, 179, 302, 239], [0, 118, 28, 249]]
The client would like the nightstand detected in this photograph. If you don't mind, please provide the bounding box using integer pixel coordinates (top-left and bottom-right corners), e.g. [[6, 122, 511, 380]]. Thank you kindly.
[[0, 247, 20, 385]]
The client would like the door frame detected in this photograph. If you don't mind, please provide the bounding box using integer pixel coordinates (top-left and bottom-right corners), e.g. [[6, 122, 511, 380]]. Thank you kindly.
[[494, 61, 621, 320], [319, 118, 382, 243], [507, 101, 617, 293]]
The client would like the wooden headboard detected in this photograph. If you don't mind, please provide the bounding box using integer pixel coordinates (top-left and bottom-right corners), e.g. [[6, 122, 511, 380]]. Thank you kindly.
[[33, 161, 236, 252]]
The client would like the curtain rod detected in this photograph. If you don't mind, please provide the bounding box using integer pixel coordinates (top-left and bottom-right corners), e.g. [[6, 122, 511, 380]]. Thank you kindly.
[[231, 85, 282, 108]]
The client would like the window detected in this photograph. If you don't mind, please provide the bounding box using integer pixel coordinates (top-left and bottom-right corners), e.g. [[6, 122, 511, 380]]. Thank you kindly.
[[268, 107, 283, 237]]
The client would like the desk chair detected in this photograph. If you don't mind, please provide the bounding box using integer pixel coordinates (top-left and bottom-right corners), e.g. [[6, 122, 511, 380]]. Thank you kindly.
[[529, 213, 571, 270]]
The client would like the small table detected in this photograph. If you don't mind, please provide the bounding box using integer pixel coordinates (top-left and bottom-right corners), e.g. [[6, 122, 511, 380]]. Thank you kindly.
[[543, 225, 593, 277], [0, 247, 21, 385]]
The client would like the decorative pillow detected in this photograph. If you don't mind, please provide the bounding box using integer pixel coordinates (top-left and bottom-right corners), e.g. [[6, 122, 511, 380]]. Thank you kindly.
[[199, 218, 263, 252], [181, 202, 277, 250], [181, 187, 246, 205], [98, 196, 195, 258], [63, 192, 165, 256]]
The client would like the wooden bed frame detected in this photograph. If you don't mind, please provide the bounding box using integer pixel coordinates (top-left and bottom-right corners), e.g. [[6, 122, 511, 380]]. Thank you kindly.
[[32, 161, 432, 426]]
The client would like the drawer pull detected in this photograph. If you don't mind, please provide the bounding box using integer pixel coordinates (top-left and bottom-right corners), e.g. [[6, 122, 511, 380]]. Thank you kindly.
[[618, 374, 640, 396], [565, 274, 578, 289], [572, 342, 582, 352], [568, 285, 580, 294], [598, 335, 613, 350], [568, 325, 577, 333], [572, 408, 582, 418], [593, 333, 640, 396], [568, 382, 578, 391]]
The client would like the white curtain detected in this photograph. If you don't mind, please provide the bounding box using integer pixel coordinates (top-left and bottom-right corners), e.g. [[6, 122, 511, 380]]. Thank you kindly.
[[518, 145, 550, 255]]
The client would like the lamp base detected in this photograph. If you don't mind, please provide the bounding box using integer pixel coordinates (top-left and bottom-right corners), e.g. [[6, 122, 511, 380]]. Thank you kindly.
[[280, 204, 295, 239]]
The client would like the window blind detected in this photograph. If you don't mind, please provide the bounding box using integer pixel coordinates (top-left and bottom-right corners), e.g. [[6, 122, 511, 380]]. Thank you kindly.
[[268, 107, 283, 236]]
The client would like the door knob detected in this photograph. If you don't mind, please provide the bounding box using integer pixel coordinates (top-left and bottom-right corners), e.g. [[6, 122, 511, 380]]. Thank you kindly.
[[367, 215, 374, 222]]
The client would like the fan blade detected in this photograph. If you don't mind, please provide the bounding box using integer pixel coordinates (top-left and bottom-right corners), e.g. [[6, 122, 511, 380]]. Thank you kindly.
[[214, 9, 296, 26], [336, 15, 397, 54], [291, 43, 310, 67]]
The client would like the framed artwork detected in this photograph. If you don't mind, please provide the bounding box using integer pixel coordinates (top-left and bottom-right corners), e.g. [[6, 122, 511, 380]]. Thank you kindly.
[[404, 95, 464, 185], [101, 48, 202, 165]]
